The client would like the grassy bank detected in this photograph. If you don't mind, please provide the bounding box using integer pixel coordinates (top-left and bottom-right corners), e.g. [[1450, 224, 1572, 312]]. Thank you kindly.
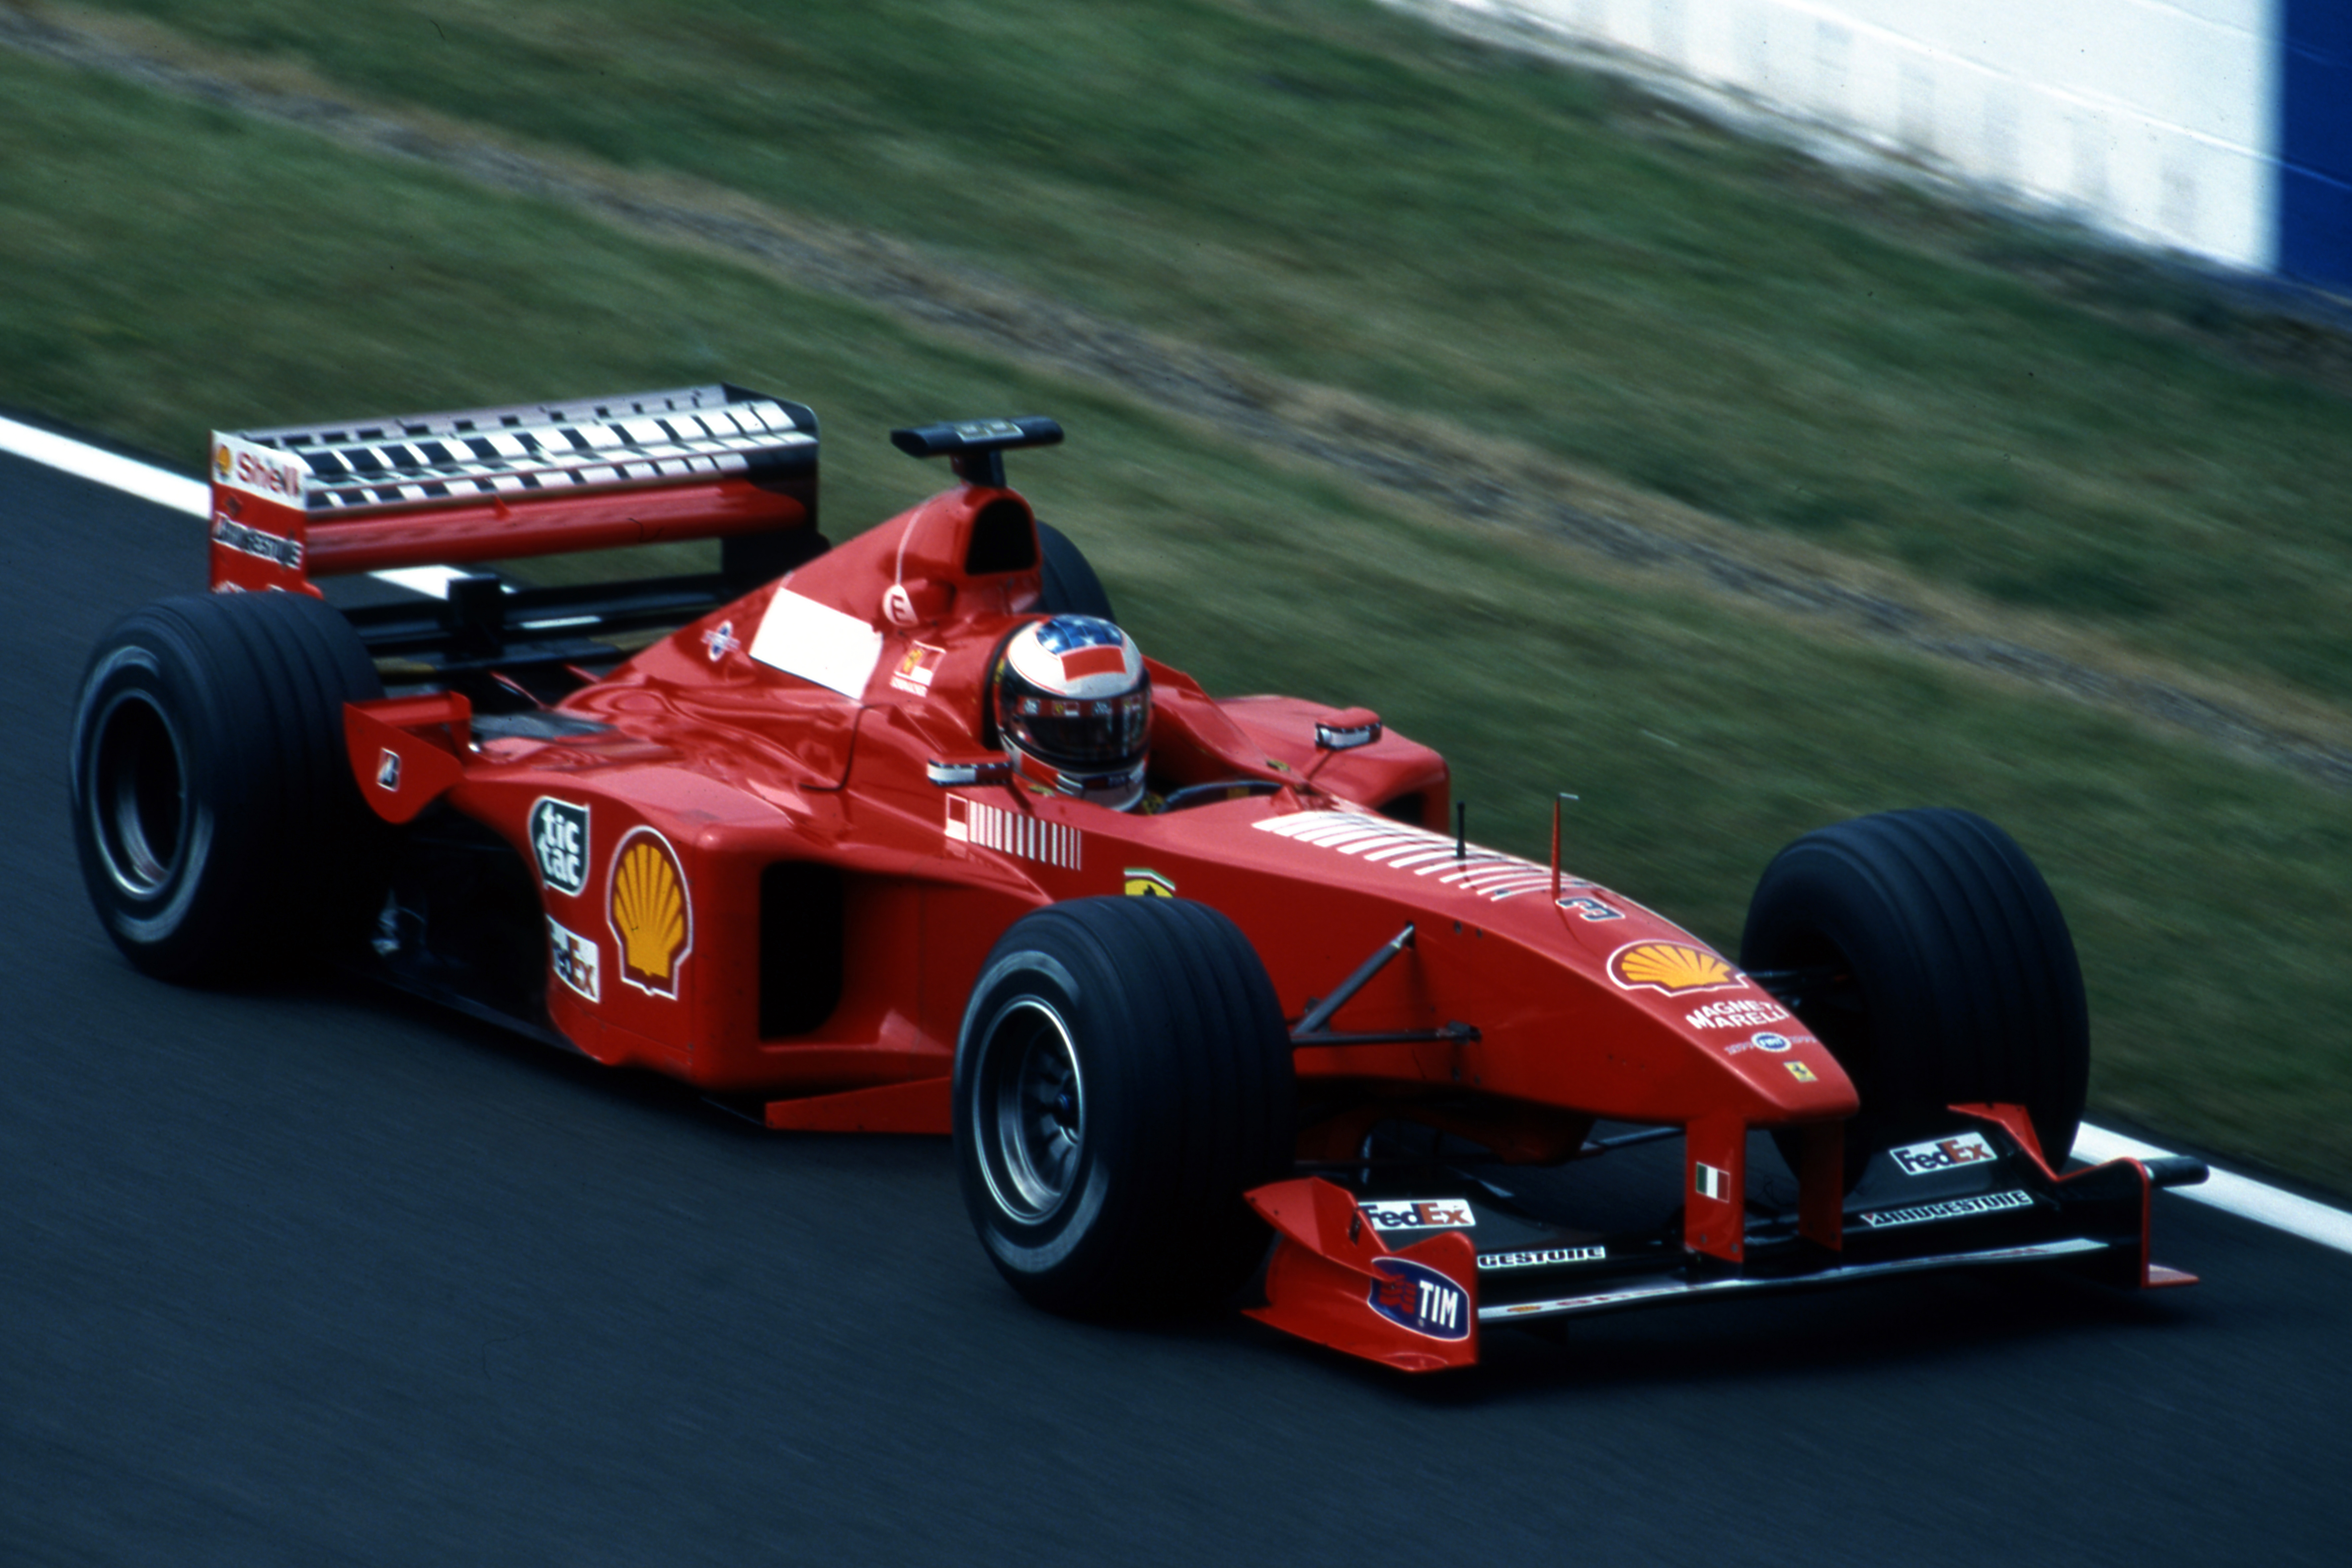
[[3, 28, 2349, 1190], [40, 0, 2352, 713]]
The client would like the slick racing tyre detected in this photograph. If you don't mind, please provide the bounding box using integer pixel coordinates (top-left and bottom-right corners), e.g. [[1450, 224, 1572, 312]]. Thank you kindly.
[[1036, 522, 1116, 623], [1740, 807, 2089, 1183], [954, 896, 1296, 1317], [70, 591, 386, 984]]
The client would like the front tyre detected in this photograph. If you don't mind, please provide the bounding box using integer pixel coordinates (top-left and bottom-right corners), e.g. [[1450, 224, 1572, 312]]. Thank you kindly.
[[1740, 807, 2089, 1180], [954, 897, 1295, 1317], [69, 592, 385, 984]]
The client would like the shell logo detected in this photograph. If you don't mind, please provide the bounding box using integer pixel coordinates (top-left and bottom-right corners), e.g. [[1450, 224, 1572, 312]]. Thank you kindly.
[[1607, 940, 1743, 996], [608, 827, 692, 998], [213, 443, 232, 480]]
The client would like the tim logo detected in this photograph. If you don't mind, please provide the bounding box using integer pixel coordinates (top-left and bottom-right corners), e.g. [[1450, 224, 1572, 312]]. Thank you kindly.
[[1890, 1132, 1998, 1177], [1366, 1258, 1470, 1341]]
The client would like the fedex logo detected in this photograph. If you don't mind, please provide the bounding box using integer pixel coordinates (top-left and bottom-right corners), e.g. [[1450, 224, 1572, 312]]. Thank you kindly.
[[1359, 1199, 1476, 1231], [1889, 1132, 1998, 1177]]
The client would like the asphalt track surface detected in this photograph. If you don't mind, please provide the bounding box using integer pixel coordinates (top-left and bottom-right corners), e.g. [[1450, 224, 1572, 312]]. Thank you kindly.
[[5, 443, 2348, 1565]]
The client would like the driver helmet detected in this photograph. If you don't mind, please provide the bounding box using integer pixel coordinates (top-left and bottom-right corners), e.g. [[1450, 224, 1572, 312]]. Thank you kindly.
[[993, 615, 1151, 810]]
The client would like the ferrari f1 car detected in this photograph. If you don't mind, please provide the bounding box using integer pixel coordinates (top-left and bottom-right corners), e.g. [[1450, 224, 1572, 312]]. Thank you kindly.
[[70, 384, 2204, 1371]]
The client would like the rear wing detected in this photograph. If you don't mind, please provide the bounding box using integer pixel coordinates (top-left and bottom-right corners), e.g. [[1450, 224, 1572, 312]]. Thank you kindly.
[[209, 384, 823, 679]]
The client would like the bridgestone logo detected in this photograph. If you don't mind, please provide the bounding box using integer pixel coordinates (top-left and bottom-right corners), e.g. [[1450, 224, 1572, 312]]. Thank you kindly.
[[1857, 1190, 2034, 1229], [210, 514, 303, 569], [1477, 1247, 1606, 1271]]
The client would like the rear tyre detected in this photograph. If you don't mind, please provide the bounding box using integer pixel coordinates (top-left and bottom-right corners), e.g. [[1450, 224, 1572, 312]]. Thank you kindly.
[[70, 592, 386, 984], [1740, 808, 2089, 1180], [954, 896, 1295, 1316], [1036, 522, 1116, 622]]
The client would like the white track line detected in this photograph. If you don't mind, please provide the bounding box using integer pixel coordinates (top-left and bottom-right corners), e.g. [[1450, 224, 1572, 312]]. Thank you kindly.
[[2071, 1124, 2352, 1257], [11, 409, 2352, 1260], [2, 411, 208, 515]]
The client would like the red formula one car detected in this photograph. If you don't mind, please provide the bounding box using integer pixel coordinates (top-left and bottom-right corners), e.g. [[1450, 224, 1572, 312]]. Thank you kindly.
[[70, 384, 2204, 1370]]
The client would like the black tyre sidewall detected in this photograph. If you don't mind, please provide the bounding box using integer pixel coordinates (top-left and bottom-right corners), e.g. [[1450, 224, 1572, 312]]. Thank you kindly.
[[952, 896, 1293, 1316], [69, 593, 383, 983], [1741, 808, 2089, 1173], [1035, 522, 1116, 623]]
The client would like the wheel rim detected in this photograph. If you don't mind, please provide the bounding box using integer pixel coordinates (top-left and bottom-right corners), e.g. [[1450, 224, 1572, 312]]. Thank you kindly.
[[971, 996, 1086, 1223], [89, 691, 188, 898]]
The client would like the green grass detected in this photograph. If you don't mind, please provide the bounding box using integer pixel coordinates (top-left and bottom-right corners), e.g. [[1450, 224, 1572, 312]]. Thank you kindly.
[[3, 26, 2350, 1191], [47, 0, 2352, 711]]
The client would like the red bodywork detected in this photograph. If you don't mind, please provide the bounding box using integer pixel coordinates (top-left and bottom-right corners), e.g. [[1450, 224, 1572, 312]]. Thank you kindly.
[[327, 481, 1855, 1213], [201, 388, 2185, 1371]]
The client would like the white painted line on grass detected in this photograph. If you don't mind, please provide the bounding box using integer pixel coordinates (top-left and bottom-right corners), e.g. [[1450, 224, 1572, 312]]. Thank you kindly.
[[0, 411, 207, 516], [13, 407, 2352, 1260], [2073, 1123, 2352, 1258]]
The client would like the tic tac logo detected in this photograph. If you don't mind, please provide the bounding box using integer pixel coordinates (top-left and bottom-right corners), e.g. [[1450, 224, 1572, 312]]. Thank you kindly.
[[375, 748, 401, 792], [1366, 1258, 1471, 1341], [1889, 1131, 1999, 1177], [1359, 1199, 1476, 1231], [1607, 941, 1743, 996], [530, 797, 591, 897], [608, 826, 692, 999]]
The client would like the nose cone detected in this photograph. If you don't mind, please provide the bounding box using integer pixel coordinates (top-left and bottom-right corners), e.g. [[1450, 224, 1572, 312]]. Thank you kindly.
[[1598, 937, 1859, 1121]]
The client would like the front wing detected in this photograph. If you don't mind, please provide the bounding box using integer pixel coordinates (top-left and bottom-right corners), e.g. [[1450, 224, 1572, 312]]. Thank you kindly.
[[1243, 1104, 2203, 1373]]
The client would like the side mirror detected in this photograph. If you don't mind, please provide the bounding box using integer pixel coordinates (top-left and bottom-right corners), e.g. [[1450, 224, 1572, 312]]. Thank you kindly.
[[1314, 708, 1383, 752]]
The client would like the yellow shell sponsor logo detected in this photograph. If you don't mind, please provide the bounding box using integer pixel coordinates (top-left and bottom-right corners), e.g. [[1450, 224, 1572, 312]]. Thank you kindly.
[[213, 443, 231, 480], [608, 827, 692, 998], [1124, 867, 1175, 898], [1606, 940, 1741, 996]]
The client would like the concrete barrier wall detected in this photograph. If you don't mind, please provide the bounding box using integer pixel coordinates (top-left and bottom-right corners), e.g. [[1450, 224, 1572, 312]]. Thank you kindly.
[[1450, 0, 2350, 287]]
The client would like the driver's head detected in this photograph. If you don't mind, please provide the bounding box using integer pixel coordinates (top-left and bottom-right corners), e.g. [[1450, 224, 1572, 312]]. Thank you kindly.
[[993, 615, 1151, 810]]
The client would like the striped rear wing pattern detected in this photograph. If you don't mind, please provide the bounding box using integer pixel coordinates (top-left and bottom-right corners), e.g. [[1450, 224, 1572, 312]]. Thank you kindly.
[[226, 386, 815, 513], [207, 383, 820, 590]]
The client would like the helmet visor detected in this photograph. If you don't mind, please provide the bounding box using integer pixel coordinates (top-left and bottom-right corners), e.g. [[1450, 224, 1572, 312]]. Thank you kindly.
[[1002, 685, 1151, 770]]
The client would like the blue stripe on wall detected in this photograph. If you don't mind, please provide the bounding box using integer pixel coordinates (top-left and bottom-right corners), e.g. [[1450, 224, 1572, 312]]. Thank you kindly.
[[2279, 0, 2352, 287]]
